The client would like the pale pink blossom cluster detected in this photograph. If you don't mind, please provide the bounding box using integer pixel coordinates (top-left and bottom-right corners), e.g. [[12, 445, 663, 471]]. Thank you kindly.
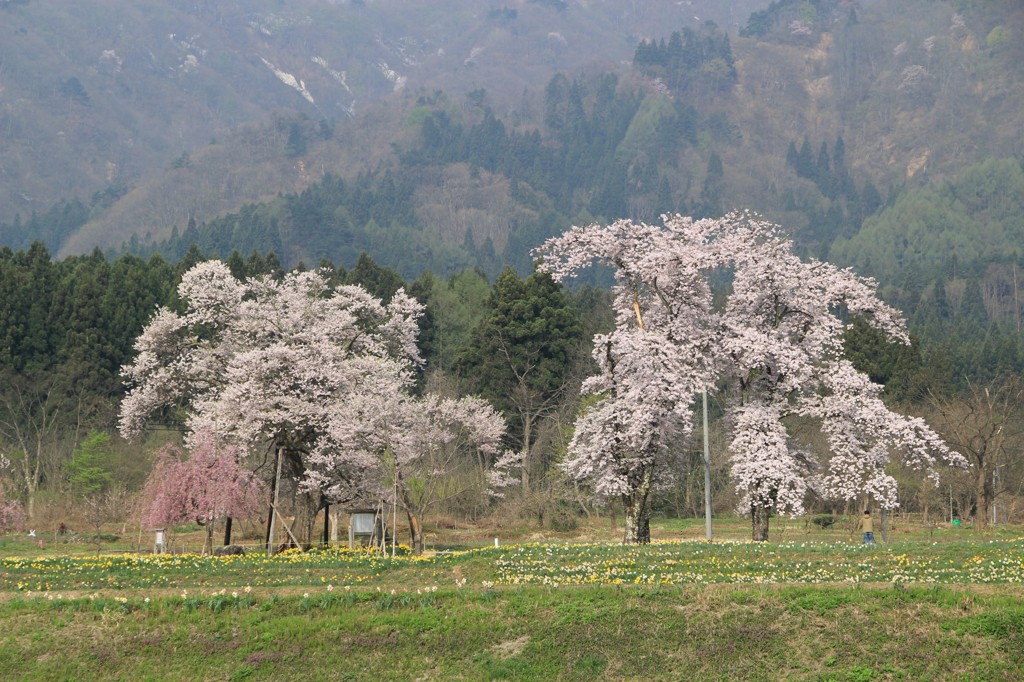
[[536, 212, 965, 522], [303, 375, 511, 505], [120, 261, 423, 450]]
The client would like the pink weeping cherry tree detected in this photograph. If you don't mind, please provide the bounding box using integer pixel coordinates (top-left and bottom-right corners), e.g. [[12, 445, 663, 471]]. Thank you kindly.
[[0, 454, 26, 532], [536, 211, 967, 542], [137, 430, 266, 554]]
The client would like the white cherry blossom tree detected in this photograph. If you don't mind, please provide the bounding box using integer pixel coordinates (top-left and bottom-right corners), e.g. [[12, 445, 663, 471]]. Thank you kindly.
[[537, 212, 966, 542], [120, 261, 424, 545]]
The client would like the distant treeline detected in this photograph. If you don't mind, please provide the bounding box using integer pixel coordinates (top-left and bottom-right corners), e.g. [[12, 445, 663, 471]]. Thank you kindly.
[[633, 24, 738, 94], [0, 242, 604, 426]]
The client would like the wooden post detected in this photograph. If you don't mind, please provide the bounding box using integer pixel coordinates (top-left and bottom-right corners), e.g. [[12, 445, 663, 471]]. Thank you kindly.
[[633, 294, 645, 330], [272, 506, 301, 547], [322, 503, 330, 546]]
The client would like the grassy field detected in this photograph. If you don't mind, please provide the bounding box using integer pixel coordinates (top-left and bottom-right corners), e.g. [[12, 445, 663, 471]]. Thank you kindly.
[[2, 517, 1022, 680]]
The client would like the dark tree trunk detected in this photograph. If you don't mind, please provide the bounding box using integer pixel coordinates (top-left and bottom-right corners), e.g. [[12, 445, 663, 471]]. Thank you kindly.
[[223, 517, 233, 546], [975, 463, 992, 531], [751, 503, 770, 542], [395, 468, 424, 554], [406, 510, 423, 554], [622, 465, 653, 544], [264, 479, 277, 550]]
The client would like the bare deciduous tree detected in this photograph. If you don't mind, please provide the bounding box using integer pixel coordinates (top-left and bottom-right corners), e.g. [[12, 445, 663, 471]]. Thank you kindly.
[[929, 377, 1024, 530]]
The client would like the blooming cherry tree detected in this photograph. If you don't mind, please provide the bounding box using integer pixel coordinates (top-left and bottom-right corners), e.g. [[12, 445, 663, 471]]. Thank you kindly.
[[0, 454, 26, 532], [563, 329, 701, 543], [120, 261, 424, 545], [137, 430, 266, 553], [537, 212, 965, 542], [537, 216, 717, 542], [122, 260, 510, 551]]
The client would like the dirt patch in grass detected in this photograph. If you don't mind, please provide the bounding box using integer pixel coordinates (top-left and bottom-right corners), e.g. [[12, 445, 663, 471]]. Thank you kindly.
[[492, 634, 529, 659], [354, 631, 399, 648]]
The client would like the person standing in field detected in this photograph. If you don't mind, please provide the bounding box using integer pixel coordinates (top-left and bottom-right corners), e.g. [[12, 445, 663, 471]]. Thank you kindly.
[[861, 509, 875, 545]]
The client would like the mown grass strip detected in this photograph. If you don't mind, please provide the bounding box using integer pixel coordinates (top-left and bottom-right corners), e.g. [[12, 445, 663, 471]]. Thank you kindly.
[[3, 585, 1022, 681]]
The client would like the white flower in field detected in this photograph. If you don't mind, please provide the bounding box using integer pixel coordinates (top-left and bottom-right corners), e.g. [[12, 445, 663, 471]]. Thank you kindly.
[[327, 585, 334, 592], [244, 586, 252, 593], [303, 593, 309, 599]]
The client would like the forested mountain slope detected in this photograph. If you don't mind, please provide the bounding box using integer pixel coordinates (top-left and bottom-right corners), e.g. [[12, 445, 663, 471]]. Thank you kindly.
[[1, 1, 1022, 305], [0, 0, 765, 241]]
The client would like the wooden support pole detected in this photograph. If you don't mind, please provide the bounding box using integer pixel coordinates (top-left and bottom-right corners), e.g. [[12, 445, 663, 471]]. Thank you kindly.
[[322, 503, 330, 546], [272, 506, 301, 548]]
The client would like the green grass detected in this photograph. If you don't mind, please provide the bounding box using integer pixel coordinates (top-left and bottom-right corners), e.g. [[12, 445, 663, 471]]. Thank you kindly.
[[2, 584, 1023, 680], [3, 521, 1023, 679]]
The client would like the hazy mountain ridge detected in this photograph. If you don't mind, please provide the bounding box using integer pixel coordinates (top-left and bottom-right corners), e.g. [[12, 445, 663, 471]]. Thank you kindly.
[[2, 0, 1022, 281], [0, 0, 765, 238]]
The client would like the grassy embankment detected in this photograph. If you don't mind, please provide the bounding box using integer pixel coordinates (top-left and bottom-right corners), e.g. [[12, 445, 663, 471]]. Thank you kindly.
[[1, 518, 1022, 680]]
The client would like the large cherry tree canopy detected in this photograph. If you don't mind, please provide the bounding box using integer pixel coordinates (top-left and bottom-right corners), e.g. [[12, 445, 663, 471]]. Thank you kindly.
[[119, 260, 423, 462], [536, 212, 966, 518]]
